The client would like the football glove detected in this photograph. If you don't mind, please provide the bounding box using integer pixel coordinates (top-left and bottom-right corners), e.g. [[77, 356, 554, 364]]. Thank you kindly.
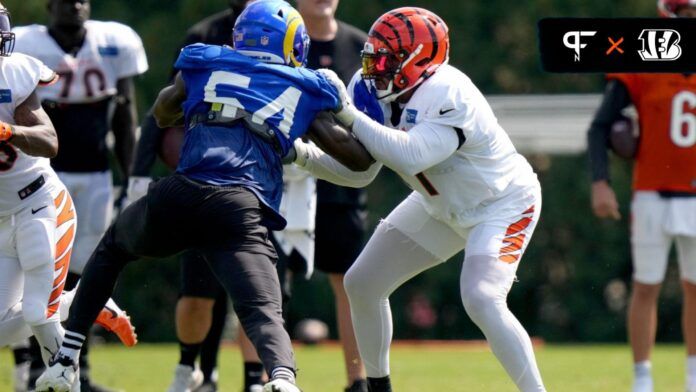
[[316, 69, 360, 128], [0, 121, 13, 141]]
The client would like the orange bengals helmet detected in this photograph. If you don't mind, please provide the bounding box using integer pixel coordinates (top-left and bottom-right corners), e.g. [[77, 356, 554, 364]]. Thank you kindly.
[[361, 7, 449, 102], [658, 0, 696, 17]]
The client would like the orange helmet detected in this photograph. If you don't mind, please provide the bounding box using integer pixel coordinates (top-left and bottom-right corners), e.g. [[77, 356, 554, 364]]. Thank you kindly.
[[361, 7, 449, 102], [658, 0, 696, 17]]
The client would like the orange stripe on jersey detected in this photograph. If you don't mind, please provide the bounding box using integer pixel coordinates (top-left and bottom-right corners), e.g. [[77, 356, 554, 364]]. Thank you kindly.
[[500, 234, 526, 254], [56, 195, 75, 227], [55, 224, 75, 261], [499, 254, 520, 264], [523, 205, 535, 214], [505, 217, 532, 236], [54, 190, 65, 208]]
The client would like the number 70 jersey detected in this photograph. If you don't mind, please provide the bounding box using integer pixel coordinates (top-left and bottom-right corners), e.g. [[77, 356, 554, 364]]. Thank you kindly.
[[176, 44, 340, 156], [12, 21, 148, 103]]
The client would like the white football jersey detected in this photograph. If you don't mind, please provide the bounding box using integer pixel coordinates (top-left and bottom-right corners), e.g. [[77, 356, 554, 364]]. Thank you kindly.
[[0, 53, 61, 215], [13, 21, 148, 103], [349, 65, 539, 227]]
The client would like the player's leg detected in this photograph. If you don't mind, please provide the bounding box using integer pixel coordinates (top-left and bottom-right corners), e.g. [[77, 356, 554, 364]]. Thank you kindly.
[[459, 194, 544, 392], [676, 234, 696, 391], [198, 292, 227, 391], [37, 177, 191, 391], [315, 203, 368, 392], [343, 196, 463, 392], [239, 325, 266, 391], [167, 251, 216, 392], [629, 192, 671, 392]]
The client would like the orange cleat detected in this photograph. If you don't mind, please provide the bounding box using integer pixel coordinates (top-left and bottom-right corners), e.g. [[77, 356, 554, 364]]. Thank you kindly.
[[95, 298, 138, 347]]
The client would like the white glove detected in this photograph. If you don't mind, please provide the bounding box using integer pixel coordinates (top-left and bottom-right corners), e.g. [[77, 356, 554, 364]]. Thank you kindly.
[[124, 176, 152, 207], [292, 138, 310, 167], [316, 68, 360, 128]]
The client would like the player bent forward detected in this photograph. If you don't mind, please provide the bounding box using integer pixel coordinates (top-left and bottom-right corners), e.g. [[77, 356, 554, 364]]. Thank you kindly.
[[34, 1, 373, 392], [294, 7, 546, 392]]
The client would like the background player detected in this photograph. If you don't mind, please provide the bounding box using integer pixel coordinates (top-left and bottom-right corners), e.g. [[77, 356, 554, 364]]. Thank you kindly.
[[294, 6, 546, 391], [587, 2, 696, 391], [12, 0, 147, 389], [295, 1, 369, 390], [35, 1, 371, 391]]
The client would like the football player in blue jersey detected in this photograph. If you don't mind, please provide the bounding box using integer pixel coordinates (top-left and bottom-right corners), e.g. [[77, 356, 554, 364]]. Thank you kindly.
[[35, 2, 372, 392]]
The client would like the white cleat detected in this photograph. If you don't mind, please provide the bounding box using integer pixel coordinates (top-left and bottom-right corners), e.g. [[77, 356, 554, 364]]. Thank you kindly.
[[34, 354, 79, 392], [249, 385, 264, 392], [632, 375, 653, 392], [167, 364, 204, 392], [263, 379, 301, 392]]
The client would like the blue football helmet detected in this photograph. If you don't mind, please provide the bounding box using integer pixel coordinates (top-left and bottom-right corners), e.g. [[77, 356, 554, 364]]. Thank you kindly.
[[233, 0, 310, 67]]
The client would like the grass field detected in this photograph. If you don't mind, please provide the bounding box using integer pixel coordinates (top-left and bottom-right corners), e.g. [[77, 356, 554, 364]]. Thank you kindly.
[[0, 343, 689, 391]]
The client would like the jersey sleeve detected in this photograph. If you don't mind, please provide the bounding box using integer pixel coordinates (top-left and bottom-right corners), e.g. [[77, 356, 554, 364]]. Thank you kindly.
[[348, 69, 385, 125], [606, 73, 642, 99], [13, 54, 55, 105], [312, 70, 341, 112], [108, 23, 149, 78]]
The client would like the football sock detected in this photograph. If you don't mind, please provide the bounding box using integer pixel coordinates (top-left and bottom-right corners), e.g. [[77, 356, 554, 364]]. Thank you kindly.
[[57, 330, 85, 363], [345, 378, 369, 392], [634, 360, 652, 378], [79, 336, 91, 379], [179, 341, 202, 368], [687, 356, 696, 386], [200, 294, 227, 382], [367, 376, 392, 392], [270, 366, 295, 384], [244, 362, 265, 389], [12, 342, 31, 365]]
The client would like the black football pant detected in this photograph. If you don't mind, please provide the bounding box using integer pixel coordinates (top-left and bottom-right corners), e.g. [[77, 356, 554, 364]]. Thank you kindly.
[[65, 175, 295, 373]]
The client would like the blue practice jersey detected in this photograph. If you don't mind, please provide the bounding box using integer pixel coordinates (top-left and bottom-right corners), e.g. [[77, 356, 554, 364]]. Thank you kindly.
[[174, 44, 339, 229]]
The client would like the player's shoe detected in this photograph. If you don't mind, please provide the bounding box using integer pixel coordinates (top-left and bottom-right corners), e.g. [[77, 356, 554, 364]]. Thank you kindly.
[[34, 353, 79, 392], [344, 379, 368, 392], [262, 379, 301, 392], [632, 375, 653, 392], [248, 385, 263, 392], [95, 298, 137, 347], [167, 364, 204, 392], [192, 381, 218, 392]]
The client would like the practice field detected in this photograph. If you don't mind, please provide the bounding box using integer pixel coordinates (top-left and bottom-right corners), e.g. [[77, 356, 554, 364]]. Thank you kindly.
[[0, 343, 688, 391]]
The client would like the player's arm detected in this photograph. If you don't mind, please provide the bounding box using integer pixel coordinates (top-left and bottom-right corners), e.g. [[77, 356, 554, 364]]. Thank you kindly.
[[4, 90, 58, 158], [587, 79, 633, 220], [153, 72, 186, 128], [306, 111, 375, 171], [350, 112, 460, 176], [112, 77, 138, 182], [294, 138, 381, 188]]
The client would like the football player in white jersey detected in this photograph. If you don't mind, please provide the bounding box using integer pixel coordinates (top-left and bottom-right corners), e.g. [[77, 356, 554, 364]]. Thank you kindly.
[[292, 7, 546, 392], [12, 0, 147, 389], [0, 4, 136, 392]]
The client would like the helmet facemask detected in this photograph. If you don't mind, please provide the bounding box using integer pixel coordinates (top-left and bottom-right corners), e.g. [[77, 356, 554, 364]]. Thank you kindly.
[[0, 10, 14, 57]]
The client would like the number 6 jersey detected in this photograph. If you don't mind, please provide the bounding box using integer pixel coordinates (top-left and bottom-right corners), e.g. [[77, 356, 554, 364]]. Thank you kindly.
[[12, 21, 148, 172], [607, 73, 696, 193]]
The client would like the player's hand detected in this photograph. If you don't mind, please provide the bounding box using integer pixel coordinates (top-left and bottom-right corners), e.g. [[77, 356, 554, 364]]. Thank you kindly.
[[291, 138, 310, 167], [591, 180, 621, 220], [316, 69, 359, 127], [0, 121, 13, 141]]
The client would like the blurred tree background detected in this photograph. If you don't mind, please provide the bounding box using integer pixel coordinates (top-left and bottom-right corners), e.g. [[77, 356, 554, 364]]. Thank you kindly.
[[5, 0, 685, 345]]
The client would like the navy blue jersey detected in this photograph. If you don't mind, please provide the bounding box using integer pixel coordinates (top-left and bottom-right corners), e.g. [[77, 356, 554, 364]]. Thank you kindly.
[[174, 44, 339, 229]]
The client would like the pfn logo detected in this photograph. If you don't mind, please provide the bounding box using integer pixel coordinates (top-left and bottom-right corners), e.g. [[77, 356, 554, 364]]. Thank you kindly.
[[638, 29, 682, 61], [563, 31, 597, 61]]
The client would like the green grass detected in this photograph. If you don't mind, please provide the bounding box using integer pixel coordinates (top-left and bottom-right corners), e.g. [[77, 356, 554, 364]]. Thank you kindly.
[[0, 343, 689, 391]]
